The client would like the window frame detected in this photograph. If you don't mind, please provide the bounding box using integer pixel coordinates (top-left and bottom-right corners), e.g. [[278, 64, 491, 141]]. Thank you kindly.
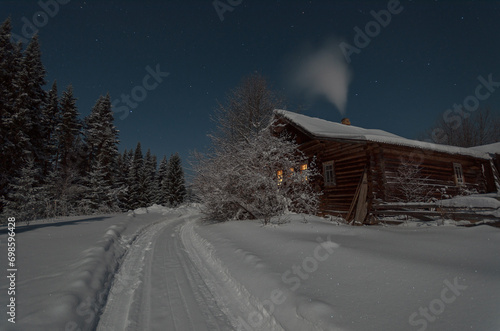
[[453, 162, 465, 186], [323, 161, 336, 187]]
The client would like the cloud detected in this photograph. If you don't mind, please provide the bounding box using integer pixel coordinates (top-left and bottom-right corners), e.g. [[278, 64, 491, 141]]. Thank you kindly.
[[288, 39, 352, 115]]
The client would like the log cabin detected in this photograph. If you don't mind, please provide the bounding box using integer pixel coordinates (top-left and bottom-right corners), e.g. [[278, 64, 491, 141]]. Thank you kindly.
[[471, 142, 500, 192], [272, 109, 500, 223]]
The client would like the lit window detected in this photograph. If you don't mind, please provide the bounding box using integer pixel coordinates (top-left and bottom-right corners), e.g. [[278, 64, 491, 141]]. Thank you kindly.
[[277, 170, 283, 184], [278, 164, 309, 184], [453, 163, 464, 185], [300, 164, 308, 181], [323, 161, 336, 186]]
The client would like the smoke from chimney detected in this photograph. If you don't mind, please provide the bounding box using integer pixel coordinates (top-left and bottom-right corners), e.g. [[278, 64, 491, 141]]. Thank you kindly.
[[287, 38, 352, 115]]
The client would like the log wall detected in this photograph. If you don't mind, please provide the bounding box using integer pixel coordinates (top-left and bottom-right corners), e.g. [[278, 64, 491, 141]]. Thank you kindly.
[[298, 139, 367, 216], [374, 143, 491, 201], [300, 139, 494, 216]]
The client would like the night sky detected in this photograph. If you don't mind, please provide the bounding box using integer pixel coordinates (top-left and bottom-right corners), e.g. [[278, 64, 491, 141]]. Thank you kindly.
[[2, 0, 500, 171]]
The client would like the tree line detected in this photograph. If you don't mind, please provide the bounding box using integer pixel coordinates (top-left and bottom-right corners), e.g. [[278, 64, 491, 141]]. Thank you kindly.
[[0, 18, 186, 224]]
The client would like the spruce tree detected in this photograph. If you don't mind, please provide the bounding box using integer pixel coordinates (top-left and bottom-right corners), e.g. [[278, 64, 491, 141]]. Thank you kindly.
[[151, 154, 159, 204], [41, 81, 60, 174], [128, 142, 144, 209], [115, 150, 130, 210], [166, 153, 186, 207], [3, 157, 44, 224], [0, 18, 20, 211], [156, 155, 169, 205], [56, 85, 81, 173], [12, 35, 47, 164], [97, 94, 119, 186], [143, 149, 157, 205], [81, 156, 108, 213], [0, 18, 16, 112], [84, 94, 120, 210], [1, 34, 46, 213], [0, 18, 19, 130], [122, 149, 134, 209]]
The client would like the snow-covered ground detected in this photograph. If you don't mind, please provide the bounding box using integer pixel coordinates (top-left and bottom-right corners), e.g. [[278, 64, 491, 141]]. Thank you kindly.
[[0, 205, 181, 331], [195, 215, 500, 330], [1, 206, 499, 330]]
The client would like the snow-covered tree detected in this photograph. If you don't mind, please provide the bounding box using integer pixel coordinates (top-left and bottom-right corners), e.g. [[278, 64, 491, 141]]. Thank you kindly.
[[114, 149, 131, 210], [150, 154, 159, 203], [56, 85, 81, 172], [193, 129, 320, 224], [85, 94, 119, 177], [142, 149, 157, 205], [42, 164, 86, 217], [210, 72, 284, 149], [0, 18, 17, 113], [127, 142, 146, 209], [193, 72, 319, 223], [166, 153, 186, 207], [2, 157, 44, 224], [1, 34, 46, 214], [11, 34, 47, 164], [36, 84, 85, 215], [81, 156, 109, 213], [41, 81, 60, 174], [0, 18, 21, 210], [83, 94, 120, 211], [389, 158, 432, 203], [156, 155, 169, 205]]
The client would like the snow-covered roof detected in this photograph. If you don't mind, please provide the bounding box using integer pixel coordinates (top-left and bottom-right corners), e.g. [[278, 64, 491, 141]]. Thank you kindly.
[[274, 109, 491, 160], [469, 142, 500, 155]]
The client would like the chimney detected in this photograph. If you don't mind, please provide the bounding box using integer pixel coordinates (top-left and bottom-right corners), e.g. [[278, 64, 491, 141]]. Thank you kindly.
[[341, 118, 351, 125]]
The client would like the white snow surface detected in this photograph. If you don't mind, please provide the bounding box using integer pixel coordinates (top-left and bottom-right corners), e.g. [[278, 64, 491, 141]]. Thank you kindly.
[[470, 141, 500, 154], [437, 195, 500, 218], [1, 206, 499, 330], [0, 206, 180, 331], [438, 195, 500, 209], [275, 109, 491, 159]]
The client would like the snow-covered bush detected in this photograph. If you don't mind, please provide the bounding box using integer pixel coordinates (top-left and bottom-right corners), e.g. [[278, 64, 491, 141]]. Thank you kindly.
[[193, 129, 321, 224], [389, 158, 433, 203]]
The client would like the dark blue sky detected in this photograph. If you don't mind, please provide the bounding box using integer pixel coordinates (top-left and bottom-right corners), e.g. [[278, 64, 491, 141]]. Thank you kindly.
[[2, 0, 500, 169]]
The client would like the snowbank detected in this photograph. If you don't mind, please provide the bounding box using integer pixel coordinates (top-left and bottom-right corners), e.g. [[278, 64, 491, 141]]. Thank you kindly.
[[0, 206, 174, 331], [438, 195, 500, 209]]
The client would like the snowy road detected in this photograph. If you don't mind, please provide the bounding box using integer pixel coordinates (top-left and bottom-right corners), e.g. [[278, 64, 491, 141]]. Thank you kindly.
[[96, 213, 235, 331]]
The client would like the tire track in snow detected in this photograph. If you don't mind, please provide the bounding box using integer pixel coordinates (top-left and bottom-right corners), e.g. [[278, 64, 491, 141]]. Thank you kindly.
[[97, 212, 235, 331], [96, 220, 168, 331], [181, 218, 285, 331]]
